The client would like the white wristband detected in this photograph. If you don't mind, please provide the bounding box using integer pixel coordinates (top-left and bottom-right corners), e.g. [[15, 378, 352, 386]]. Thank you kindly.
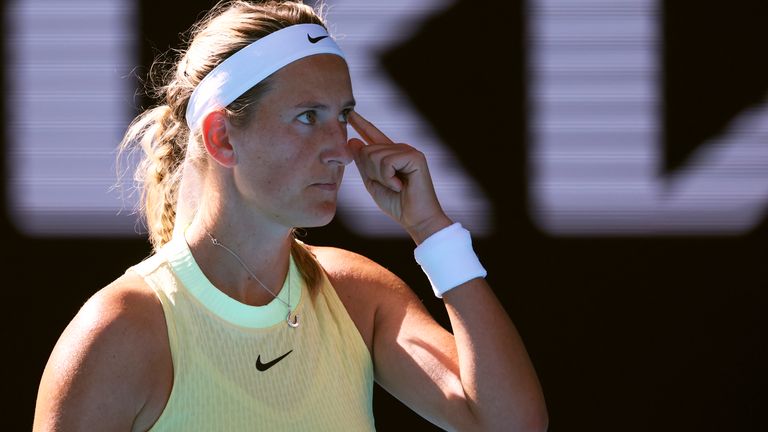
[[413, 223, 487, 298]]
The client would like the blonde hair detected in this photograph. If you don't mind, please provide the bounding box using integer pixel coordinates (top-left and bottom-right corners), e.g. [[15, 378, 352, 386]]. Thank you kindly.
[[119, 0, 327, 294]]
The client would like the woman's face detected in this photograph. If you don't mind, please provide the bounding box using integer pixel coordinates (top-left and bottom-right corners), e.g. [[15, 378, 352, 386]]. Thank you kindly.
[[226, 54, 355, 228]]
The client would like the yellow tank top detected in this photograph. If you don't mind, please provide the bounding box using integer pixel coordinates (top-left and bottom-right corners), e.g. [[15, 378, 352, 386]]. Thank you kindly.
[[128, 235, 375, 431]]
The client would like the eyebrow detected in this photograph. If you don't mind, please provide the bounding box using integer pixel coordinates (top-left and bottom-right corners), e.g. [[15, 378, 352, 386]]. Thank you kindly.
[[293, 99, 356, 110]]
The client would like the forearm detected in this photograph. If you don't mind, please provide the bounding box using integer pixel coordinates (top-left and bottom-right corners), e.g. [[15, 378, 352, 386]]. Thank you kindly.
[[349, 111, 548, 430], [442, 279, 548, 432]]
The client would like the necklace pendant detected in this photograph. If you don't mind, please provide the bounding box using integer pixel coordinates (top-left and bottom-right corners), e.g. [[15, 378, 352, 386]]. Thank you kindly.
[[287, 312, 299, 328]]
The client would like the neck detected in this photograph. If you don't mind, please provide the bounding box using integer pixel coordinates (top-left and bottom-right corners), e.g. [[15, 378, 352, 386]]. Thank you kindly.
[[183, 183, 294, 307]]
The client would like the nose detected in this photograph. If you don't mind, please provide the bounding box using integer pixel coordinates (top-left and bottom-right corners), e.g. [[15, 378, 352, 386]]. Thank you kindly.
[[320, 120, 353, 166]]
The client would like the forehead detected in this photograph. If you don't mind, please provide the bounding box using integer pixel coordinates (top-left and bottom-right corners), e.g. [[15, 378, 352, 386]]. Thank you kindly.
[[263, 54, 352, 105]]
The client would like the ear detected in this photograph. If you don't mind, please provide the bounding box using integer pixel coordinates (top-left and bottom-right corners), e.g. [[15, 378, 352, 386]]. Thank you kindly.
[[201, 110, 237, 167]]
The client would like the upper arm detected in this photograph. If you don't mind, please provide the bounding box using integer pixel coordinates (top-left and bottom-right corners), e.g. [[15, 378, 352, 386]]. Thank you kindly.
[[312, 247, 477, 431], [33, 275, 168, 432]]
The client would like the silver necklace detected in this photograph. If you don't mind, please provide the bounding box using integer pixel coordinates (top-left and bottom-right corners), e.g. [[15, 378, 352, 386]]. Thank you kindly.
[[206, 232, 299, 328]]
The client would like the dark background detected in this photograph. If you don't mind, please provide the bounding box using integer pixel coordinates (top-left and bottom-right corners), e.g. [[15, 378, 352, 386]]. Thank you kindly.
[[6, 0, 767, 430]]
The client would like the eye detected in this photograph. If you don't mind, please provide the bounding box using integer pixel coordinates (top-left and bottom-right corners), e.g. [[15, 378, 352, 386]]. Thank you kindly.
[[339, 109, 352, 123], [297, 110, 318, 125]]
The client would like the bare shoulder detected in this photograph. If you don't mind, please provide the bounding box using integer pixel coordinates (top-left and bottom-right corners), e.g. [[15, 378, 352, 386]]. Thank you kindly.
[[308, 245, 415, 298], [33, 272, 171, 431], [306, 245, 430, 336], [60, 272, 168, 366], [76, 272, 166, 336]]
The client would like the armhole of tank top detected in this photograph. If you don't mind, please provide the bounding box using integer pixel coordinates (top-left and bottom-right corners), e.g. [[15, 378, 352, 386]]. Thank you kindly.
[[125, 263, 182, 372], [128, 266, 183, 430], [316, 266, 374, 368], [298, 244, 373, 367]]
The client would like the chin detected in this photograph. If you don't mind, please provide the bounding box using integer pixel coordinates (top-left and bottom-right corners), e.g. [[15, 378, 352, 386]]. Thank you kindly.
[[297, 203, 337, 228]]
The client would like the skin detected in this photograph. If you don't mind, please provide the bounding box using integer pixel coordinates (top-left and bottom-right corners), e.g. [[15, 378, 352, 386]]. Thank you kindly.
[[33, 54, 548, 431]]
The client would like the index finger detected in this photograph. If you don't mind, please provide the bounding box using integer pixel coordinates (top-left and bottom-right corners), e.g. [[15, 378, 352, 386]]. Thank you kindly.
[[349, 111, 394, 145]]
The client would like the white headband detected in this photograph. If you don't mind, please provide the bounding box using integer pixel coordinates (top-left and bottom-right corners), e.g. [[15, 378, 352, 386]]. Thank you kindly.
[[185, 23, 345, 131]]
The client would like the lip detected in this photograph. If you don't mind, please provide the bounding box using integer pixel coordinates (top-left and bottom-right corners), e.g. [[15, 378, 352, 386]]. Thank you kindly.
[[311, 182, 339, 191]]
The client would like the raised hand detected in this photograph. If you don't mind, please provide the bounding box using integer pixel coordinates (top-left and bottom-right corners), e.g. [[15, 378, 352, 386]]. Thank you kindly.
[[347, 111, 452, 243]]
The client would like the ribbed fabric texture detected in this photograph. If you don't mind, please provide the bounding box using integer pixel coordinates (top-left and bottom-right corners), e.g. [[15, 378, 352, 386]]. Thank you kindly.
[[128, 235, 375, 431]]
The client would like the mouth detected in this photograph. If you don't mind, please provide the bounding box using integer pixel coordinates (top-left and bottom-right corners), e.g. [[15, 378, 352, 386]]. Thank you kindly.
[[310, 181, 339, 191], [311, 170, 343, 191]]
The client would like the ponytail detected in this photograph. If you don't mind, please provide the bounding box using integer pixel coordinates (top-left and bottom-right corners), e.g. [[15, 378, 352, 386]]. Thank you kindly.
[[291, 237, 323, 301], [119, 105, 188, 251]]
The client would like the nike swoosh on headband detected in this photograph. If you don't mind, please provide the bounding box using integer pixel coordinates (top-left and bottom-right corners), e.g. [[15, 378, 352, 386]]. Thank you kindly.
[[256, 350, 293, 371], [307, 34, 329, 43]]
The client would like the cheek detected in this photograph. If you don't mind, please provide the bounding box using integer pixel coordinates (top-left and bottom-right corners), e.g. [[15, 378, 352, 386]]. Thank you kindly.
[[240, 125, 304, 166], [237, 125, 319, 185], [273, 129, 321, 166], [250, 143, 310, 191]]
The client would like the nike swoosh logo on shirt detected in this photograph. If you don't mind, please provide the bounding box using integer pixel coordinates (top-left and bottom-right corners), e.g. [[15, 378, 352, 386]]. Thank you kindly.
[[256, 350, 293, 371], [307, 34, 329, 44]]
